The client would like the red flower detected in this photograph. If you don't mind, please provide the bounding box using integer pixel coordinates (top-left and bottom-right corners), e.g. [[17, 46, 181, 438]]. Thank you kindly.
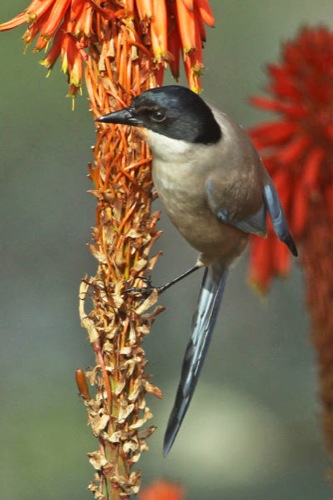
[[248, 26, 333, 290], [138, 479, 185, 500]]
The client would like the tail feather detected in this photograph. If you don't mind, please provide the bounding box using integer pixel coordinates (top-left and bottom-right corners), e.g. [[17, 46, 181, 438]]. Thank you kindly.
[[163, 265, 228, 456]]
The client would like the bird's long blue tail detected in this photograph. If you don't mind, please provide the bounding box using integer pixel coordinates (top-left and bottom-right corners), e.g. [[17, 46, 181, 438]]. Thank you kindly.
[[163, 265, 229, 456]]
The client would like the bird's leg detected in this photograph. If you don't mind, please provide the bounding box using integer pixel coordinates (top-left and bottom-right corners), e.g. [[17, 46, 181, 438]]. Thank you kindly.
[[156, 264, 201, 294], [126, 265, 201, 298]]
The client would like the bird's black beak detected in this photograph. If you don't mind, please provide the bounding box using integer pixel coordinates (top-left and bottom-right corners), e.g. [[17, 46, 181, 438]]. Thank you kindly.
[[96, 106, 140, 126]]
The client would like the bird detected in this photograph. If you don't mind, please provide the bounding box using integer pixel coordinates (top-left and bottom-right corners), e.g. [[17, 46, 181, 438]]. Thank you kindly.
[[97, 85, 297, 456]]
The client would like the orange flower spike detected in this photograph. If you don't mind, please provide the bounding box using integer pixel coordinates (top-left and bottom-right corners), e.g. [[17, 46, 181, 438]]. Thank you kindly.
[[195, 0, 215, 27], [150, 0, 168, 63], [175, 0, 196, 53]]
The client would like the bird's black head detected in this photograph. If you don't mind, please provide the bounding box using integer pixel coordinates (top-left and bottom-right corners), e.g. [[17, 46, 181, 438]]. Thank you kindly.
[[97, 86, 222, 145]]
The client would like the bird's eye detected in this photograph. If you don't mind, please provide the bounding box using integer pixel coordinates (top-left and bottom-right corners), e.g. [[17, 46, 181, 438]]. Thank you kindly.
[[150, 109, 166, 122]]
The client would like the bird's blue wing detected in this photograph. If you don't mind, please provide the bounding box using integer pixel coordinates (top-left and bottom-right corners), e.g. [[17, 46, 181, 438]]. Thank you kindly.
[[263, 178, 297, 256], [216, 203, 267, 237], [206, 176, 297, 256], [206, 177, 267, 237]]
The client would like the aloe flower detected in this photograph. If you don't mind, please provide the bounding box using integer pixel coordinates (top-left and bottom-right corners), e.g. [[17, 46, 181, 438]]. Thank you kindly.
[[1, 1, 214, 498], [248, 26, 333, 472], [1, 0, 214, 96]]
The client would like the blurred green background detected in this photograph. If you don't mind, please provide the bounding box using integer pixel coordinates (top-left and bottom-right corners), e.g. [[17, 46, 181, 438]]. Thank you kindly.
[[0, 1, 331, 499]]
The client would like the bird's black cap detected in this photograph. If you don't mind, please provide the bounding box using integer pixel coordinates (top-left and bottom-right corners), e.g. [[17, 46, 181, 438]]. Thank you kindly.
[[97, 85, 222, 145]]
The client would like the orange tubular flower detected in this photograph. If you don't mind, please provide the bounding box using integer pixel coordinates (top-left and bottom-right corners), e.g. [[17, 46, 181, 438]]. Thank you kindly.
[[0, 1, 214, 499], [0, 0, 214, 95], [248, 26, 333, 475]]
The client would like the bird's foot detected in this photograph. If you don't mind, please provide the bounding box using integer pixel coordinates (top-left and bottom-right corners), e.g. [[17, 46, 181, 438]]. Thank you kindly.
[[126, 275, 158, 299], [126, 265, 201, 299]]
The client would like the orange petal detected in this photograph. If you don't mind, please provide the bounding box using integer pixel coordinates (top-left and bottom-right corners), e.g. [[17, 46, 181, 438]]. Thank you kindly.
[[74, 2, 94, 37], [70, 0, 86, 25], [41, 0, 71, 39], [194, 3, 206, 42], [175, 0, 196, 53], [26, 0, 58, 21], [181, 0, 194, 11], [195, 0, 215, 27], [0, 12, 28, 31], [40, 27, 62, 69], [167, 17, 181, 79], [125, 0, 135, 13], [22, 10, 50, 46], [150, 0, 168, 62], [135, 0, 153, 19]]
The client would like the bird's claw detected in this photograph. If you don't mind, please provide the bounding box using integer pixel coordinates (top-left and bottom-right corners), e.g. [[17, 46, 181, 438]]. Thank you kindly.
[[125, 275, 158, 299]]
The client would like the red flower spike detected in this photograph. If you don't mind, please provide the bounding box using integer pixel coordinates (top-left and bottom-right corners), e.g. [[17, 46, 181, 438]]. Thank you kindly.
[[251, 37, 333, 474], [248, 26, 333, 291]]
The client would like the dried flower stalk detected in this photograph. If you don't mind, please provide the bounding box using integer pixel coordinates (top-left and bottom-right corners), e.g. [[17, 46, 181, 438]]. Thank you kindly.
[[0, 0, 214, 497]]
